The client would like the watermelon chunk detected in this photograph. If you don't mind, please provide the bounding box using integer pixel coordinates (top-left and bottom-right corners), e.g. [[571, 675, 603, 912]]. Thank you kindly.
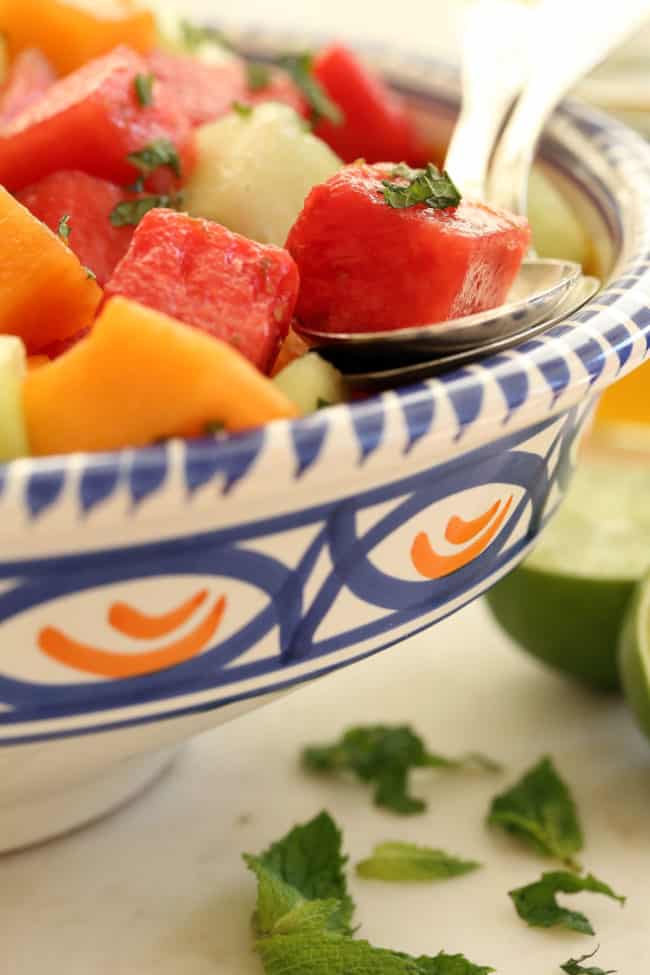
[[17, 170, 135, 286], [286, 163, 532, 333], [0, 46, 195, 192], [313, 44, 429, 166], [0, 48, 56, 124], [148, 50, 307, 128], [104, 209, 300, 373]]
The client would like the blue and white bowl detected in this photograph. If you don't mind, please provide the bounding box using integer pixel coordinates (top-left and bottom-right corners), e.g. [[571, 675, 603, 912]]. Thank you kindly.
[[1, 39, 650, 852]]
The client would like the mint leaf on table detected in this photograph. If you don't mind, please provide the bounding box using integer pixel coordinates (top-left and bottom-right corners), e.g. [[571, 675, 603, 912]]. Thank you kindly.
[[561, 947, 617, 974], [278, 52, 343, 125], [487, 756, 583, 868], [244, 810, 354, 936], [509, 871, 625, 935], [302, 725, 500, 814], [382, 163, 461, 211], [356, 842, 480, 883], [256, 934, 494, 975]]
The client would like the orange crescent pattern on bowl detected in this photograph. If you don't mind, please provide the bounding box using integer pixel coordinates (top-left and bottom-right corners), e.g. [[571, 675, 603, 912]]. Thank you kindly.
[[108, 589, 210, 640], [411, 496, 513, 580], [37, 594, 226, 679]]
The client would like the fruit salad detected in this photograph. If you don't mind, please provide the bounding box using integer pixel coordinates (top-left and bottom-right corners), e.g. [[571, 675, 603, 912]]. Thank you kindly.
[[0, 0, 532, 461]]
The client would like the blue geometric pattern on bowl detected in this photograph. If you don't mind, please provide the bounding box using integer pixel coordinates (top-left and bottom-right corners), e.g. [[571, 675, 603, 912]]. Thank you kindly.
[[0, 401, 588, 745]]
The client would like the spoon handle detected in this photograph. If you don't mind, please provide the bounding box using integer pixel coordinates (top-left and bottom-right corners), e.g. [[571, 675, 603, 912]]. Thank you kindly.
[[488, 0, 650, 215], [444, 0, 533, 200]]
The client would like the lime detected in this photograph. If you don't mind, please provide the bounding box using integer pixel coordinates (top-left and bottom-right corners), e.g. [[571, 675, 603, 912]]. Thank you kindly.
[[618, 573, 650, 740], [486, 455, 650, 691]]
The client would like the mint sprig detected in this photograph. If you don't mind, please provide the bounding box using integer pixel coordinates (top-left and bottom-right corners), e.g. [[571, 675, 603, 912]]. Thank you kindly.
[[127, 138, 182, 180], [246, 811, 494, 975], [278, 52, 343, 125], [382, 163, 461, 211], [109, 193, 184, 228]]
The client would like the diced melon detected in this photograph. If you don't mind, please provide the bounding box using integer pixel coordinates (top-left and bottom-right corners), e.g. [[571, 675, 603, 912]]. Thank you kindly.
[[273, 352, 346, 414], [184, 102, 342, 247], [0, 336, 29, 461], [23, 297, 300, 456], [0, 186, 102, 353], [528, 166, 590, 268], [0, 0, 157, 75]]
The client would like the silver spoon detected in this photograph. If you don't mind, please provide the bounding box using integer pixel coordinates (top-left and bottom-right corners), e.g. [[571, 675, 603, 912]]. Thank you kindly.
[[296, 0, 581, 357], [320, 275, 600, 392]]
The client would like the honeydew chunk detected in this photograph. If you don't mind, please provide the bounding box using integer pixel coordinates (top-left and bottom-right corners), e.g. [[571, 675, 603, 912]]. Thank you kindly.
[[153, 4, 236, 63], [0, 336, 29, 461], [273, 352, 346, 414], [528, 165, 591, 267], [185, 102, 343, 247]]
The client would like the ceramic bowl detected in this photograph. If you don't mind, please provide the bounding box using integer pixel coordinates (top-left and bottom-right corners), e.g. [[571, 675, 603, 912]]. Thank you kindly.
[[1, 38, 650, 853]]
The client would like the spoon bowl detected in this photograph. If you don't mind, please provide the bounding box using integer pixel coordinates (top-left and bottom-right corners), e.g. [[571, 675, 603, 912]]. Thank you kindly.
[[318, 275, 601, 391], [295, 258, 582, 358]]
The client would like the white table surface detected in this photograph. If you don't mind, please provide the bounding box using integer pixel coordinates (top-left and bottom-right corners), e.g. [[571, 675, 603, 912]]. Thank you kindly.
[[2, 600, 649, 973], [2, 4, 650, 972]]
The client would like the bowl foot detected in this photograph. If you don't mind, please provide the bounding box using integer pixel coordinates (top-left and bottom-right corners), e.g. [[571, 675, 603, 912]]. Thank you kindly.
[[0, 749, 177, 855]]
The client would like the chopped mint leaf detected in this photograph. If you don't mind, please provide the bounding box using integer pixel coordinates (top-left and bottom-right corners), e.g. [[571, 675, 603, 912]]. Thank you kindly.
[[84, 266, 97, 281], [231, 100, 253, 118], [316, 397, 331, 410], [561, 947, 617, 975], [57, 214, 71, 242], [109, 193, 184, 227], [382, 163, 461, 210], [302, 725, 500, 814], [256, 932, 494, 975], [356, 841, 481, 883], [134, 72, 155, 107], [204, 420, 225, 435], [128, 138, 182, 180], [278, 52, 343, 125], [247, 61, 272, 91], [244, 811, 354, 936], [180, 19, 233, 52], [488, 756, 583, 868], [509, 871, 625, 935]]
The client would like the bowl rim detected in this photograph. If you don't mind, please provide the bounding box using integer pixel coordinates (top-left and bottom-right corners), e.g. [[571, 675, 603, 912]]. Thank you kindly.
[[2, 41, 650, 523]]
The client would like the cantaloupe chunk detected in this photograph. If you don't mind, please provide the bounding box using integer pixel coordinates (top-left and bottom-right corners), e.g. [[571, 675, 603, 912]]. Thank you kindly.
[[0, 0, 156, 75], [23, 297, 301, 456], [0, 186, 102, 353]]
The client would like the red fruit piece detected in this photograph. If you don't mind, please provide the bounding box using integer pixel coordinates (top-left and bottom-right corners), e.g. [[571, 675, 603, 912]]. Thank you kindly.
[[286, 163, 532, 333], [104, 209, 300, 373], [17, 170, 135, 286], [313, 44, 429, 166], [0, 46, 195, 193], [0, 48, 56, 124], [148, 51, 307, 127]]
